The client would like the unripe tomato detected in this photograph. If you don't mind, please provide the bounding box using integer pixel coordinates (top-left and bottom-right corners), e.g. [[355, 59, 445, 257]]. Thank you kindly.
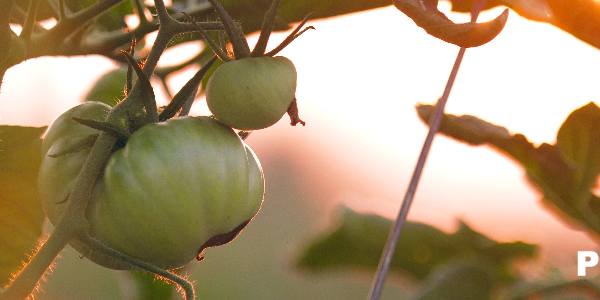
[[40, 102, 264, 270], [206, 56, 297, 130]]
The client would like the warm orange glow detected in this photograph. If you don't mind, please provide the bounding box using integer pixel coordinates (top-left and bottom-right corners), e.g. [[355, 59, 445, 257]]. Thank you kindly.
[[2, 5, 600, 277]]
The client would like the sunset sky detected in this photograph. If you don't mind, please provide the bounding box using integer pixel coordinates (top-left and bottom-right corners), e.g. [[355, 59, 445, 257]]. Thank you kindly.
[[3, 2, 600, 277]]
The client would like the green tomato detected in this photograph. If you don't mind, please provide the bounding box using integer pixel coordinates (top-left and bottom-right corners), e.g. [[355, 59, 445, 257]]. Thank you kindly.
[[40, 102, 265, 270], [206, 56, 297, 130]]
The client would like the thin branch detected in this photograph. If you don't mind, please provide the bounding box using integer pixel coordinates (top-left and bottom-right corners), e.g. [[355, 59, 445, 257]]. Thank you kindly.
[[58, 0, 66, 20], [159, 55, 217, 121], [21, 0, 41, 40], [40, 0, 60, 20], [265, 13, 314, 57], [132, 0, 149, 25], [366, 1, 488, 299], [182, 12, 232, 61], [37, 0, 125, 51], [207, 0, 250, 58]]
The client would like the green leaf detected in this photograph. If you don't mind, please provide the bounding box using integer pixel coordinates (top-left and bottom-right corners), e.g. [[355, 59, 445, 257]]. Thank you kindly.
[[416, 103, 600, 236], [85, 68, 127, 107], [201, 58, 225, 92], [129, 271, 174, 300], [413, 260, 495, 300], [96, 0, 134, 32], [296, 208, 536, 281], [555, 102, 600, 202], [0, 126, 47, 287]]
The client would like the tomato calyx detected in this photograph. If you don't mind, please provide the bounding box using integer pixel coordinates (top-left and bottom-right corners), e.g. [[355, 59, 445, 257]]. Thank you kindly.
[[287, 97, 305, 126], [184, 0, 314, 61]]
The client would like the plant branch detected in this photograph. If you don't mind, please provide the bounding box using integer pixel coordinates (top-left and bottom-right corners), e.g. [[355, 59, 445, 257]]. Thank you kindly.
[[207, 0, 250, 58], [58, 0, 66, 20], [182, 12, 232, 61], [265, 13, 314, 57], [20, 0, 40, 40], [79, 234, 195, 300], [132, 0, 149, 25], [30, 0, 125, 56], [159, 55, 217, 121], [366, 1, 487, 299]]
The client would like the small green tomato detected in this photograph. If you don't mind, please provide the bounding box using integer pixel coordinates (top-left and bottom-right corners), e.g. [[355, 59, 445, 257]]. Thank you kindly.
[[188, 0, 313, 130], [206, 56, 297, 130]]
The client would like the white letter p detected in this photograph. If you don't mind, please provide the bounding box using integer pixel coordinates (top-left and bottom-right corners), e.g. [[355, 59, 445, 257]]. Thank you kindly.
[[578, 251, 599, 276]]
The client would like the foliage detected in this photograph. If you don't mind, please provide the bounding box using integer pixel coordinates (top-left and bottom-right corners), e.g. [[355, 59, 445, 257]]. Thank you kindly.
[[0, 126, 46, 287], [2, 0, 600, 299], [417, 102, 600, 237]]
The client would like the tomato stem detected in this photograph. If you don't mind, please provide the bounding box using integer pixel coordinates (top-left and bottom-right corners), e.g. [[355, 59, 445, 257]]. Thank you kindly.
[[367, 1, 487, 299], [265, 13, 315, 57], [206, 0, 251, 59], [79, 234, 196, 300], [121, 51, 159, 124], [159, 55, 218, 121], [251, 0, 281, 57], [182, 12, 233, 62]]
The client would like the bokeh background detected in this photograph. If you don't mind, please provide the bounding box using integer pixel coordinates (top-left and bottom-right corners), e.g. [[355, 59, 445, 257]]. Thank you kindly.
[[2, 2, 600, 299]]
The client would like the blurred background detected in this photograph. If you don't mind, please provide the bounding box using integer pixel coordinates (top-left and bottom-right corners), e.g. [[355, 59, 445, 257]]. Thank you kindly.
[[2, 2, 600, 299]]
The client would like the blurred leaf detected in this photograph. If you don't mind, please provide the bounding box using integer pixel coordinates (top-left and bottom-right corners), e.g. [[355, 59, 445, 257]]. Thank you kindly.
[[0, 126, 47, 287], [297, 208, 536, 281], [85, 68, 127, 106], [413, 260, 495, 300], [392, 0, 509, 48], [449, 0, 554, 23], [184, 0, 392, 37], [555, 102, 600, 202], [96, 0, 133, 32], [448, 0, 600, 51], [416, 102, 600, 237], [129, 271, 174, 300]]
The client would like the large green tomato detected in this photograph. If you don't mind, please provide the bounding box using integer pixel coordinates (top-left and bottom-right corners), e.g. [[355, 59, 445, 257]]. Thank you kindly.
[[40, 102, 264, 270], [206, 56, 297, 130]]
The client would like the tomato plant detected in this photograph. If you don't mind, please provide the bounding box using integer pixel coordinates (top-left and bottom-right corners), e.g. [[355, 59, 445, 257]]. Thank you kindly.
[[5, 0, 599, 299], [206, 56, 297, 130], [187, 0, 312, 130], [40, 102, 265, 270]]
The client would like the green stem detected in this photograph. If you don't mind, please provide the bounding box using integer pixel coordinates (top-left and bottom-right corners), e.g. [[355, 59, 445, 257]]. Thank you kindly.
[[251, 0, 281, 57], [79, 234, 195, 300], [141, 0, 178, 77], [206, 0, 250, 58], [29, 0, 125, 57], [132, 0, 149, 25], [182, 12, 232, 62], [20, 0, 40, 40]]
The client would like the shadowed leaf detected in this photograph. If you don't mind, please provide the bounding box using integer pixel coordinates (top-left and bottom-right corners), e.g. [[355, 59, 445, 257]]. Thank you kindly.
[[414, 259, 495, 300], [296, 208, 536, 281], [392, 0, 509, 47], [85, 68, 128, 107], [0, 126, 47, 287], [416, 102, 600, 237]]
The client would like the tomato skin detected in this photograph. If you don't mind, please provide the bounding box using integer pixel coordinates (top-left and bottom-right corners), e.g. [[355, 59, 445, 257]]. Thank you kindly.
[[206, 56, 297, 130], [40, 103, 264, 270]]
